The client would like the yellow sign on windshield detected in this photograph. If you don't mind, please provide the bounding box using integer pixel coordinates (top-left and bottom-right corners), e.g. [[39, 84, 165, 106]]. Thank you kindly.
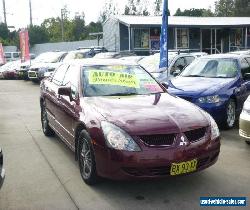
[[89, 70, 139, 88]]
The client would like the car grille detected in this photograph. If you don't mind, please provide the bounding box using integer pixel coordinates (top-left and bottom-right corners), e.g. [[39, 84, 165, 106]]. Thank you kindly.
[[123, 166, 171, 176], [139, 134, 176, 146], [28, 71, 37, 78], [184, 127, 207, 142]]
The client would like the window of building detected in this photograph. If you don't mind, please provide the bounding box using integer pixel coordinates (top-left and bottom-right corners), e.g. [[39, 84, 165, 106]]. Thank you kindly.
[[134, 29, 149, 49], [177, 28, 189, 48]]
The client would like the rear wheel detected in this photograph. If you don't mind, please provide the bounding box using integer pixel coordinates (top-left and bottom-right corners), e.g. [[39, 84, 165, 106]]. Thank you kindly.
[[78, 130, 99, 185], [246, 140, 250, 145], [223, 99, 236, 129], [41, 103, 54, 136]]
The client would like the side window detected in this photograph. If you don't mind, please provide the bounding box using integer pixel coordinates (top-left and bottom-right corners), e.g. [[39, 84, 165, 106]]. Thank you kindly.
[[52, 64, 69, 86], [246, 57, 250, 64], [62, 65, 79, 99], [241, 59, 250, 75], [171, 57, 186, 73], [185, 56, 195, 66]]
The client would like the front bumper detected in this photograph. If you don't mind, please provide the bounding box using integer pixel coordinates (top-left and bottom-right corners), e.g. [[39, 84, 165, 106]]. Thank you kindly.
[[239, 111, 250, 139], [196, 102, 227, 124], [94, 137, 220, 180]]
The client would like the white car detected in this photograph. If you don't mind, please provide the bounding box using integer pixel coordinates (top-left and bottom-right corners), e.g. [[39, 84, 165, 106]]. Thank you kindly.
[[139, 52, 206, 82], [28, 51, 67, 82]]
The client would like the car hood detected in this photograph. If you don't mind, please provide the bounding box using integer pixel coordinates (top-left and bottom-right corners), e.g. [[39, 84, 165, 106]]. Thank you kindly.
[[30, 62, 61, 69], [84, 93, 209, 135], [168, 76, 236, 96]]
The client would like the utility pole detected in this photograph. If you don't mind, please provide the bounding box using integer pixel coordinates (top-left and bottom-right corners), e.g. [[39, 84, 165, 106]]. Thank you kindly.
[[29, 0, 33, 26], [61, 8, 65, 42], [2, 0, 7, 25]]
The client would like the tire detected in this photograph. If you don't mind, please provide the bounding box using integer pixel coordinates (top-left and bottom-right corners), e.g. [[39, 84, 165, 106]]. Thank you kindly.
[[41, 102, 55, 136], [78, 130, 99, 185], [223, 99, 236, 129], [246, 140, 250, 145]]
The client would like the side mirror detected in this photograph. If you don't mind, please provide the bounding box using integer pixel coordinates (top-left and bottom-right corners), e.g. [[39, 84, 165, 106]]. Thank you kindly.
[[173, 69, 181, 77], [161, 82, 168, 89], [58, 87, 71, 98], [44, 72, 53, 78], [243, 73, 250, 80]]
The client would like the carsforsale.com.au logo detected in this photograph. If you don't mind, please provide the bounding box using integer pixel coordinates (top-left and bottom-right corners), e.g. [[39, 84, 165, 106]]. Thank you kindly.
[[200, 197, 247, 207]]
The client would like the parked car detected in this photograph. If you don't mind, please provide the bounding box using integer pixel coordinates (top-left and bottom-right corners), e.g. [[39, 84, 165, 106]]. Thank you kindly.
[[40, 59, 220, 185], [168, 54, 250, 129], [229, 50, 250, 55], [28, 51, 67, 82], [94, 52, 136, 59], [62, 49, 93, 61], [4, 52, 20, 62], [239, 95, 250, 145], [0, 60, 21, 79], [119, 56, 145, 63], [17, 54, 36, 80], [0, 147, 5, 189], [138, 52, 202, 82]]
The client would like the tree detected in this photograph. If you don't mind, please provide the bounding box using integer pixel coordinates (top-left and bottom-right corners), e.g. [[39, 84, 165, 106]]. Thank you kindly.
[[99, 0, 119, 22], [28, 25, 49, 45], [124, 0, 137, 15], [154, 0, 162, 16], [214, 0, 235, 16], [174, 8, 214, 17], [72, 12, 87, 40], [234, 0, 250, 16]]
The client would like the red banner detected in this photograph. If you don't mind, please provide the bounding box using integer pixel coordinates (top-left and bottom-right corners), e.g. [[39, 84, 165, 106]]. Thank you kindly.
[[0, 43, 6, 65], [19, 29, 30, 62]]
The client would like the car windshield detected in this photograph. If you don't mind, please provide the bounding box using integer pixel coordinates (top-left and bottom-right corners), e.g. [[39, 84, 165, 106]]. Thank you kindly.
[[63, 51, 90, 61], [34, 52, 64, 63], [180, 58, 238, 78], [139, 54, 175, 73], [82, 65, 164, 97]]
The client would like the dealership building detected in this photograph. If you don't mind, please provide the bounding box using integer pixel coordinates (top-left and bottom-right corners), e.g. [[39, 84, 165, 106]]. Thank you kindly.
[[103, 15, 250, 55]]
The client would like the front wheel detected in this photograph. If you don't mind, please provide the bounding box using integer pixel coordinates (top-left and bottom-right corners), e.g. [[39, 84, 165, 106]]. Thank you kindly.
[[78, 130, 99, 185], [223, 99, 236, 129], [246, 140, 250, 145], [41, 103, 54, 136]]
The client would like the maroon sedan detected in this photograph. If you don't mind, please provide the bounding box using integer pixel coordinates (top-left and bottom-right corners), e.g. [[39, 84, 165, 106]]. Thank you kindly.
[[40, 59, 220, 185]]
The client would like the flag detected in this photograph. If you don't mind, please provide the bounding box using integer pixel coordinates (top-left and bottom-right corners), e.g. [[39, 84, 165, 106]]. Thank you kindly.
[[159, 0, 168, 69], [19, 29, 30, 63], [0, 43, 6, 65]]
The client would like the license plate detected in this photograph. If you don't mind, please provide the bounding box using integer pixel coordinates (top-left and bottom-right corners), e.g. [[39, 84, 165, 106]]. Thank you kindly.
[[170, 159, 197, 176]]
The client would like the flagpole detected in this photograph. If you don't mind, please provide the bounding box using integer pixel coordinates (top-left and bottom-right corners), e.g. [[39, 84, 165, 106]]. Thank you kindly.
[[159, 0, 168, 81]]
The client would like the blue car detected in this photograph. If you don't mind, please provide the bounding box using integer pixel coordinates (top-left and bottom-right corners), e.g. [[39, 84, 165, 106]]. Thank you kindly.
[[168, 54, 250, 129]]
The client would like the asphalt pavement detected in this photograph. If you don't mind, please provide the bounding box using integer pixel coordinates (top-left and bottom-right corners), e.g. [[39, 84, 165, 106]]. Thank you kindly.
[[0, 80, 249, 210]]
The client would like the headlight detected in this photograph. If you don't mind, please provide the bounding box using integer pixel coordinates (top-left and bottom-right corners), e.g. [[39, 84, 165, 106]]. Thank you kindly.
[[243, 99, 250, 112], [205, 113, 220, 140], [198, 95, 220, 104], [101, 121, 141, 152]]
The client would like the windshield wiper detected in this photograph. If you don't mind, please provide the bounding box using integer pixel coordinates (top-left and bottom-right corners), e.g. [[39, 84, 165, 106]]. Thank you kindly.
[[184, 75, 204, 77], [105, 93, 138, 96]]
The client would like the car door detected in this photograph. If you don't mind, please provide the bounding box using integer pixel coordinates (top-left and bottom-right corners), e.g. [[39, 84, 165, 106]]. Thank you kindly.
[[56, 64, 81, 148], [238, 58, 250, 107], [45, 64, 69, 132]]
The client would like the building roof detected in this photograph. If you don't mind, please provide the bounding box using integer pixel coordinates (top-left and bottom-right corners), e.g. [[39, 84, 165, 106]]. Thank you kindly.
[[113, 15, 250, 27]]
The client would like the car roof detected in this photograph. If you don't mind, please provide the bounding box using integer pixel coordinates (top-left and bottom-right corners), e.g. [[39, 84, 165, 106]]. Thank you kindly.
[[200, 53, 248, 59], [63, 58, 138, 66]]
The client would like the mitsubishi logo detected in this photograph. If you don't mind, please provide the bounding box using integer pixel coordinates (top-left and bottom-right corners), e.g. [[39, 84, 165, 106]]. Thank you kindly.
[[180, 135, 188, 146]]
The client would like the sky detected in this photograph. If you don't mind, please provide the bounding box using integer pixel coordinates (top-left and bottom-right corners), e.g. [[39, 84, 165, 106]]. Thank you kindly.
[[0, 0, 217, 29]]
